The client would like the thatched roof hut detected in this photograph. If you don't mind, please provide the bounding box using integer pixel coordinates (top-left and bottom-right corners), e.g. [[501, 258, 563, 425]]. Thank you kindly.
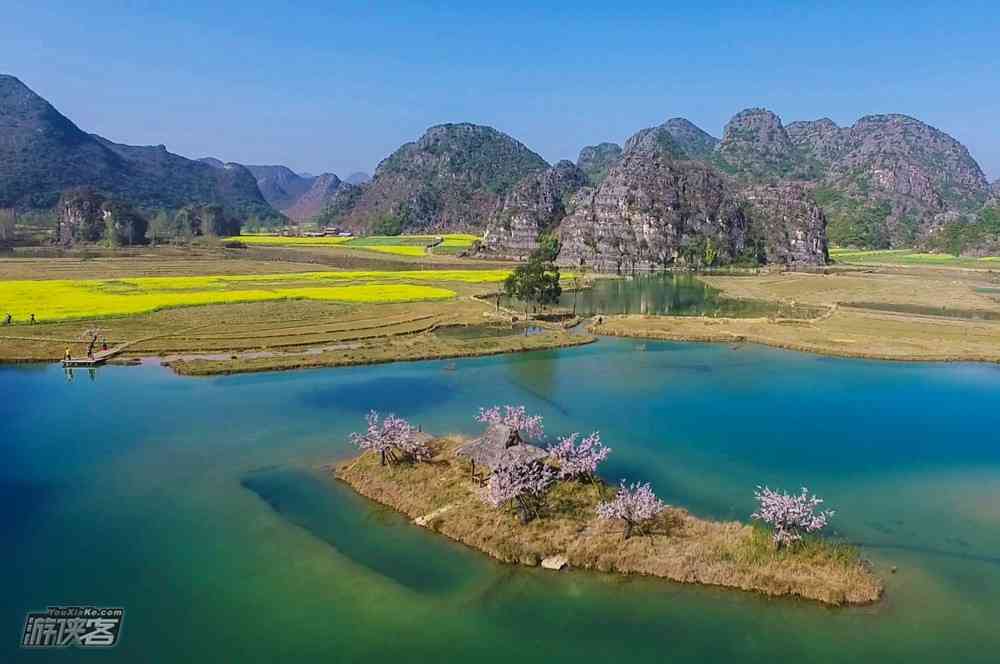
[[455, 424, 548, 470]]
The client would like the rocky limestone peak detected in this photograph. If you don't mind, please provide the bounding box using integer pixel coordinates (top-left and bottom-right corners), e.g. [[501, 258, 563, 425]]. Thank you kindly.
[[786, 118, 848, 166], [839, 114, 989, 202], [557, 139, 753, 273], [284, 173, 343, 222], [480, 160, 588, 258], [576, 142, 623, 186], [335, 122, 548, 232], [662, 118, 719, 160], [623, 125, 687, 159], [714, 108, 805, 180]]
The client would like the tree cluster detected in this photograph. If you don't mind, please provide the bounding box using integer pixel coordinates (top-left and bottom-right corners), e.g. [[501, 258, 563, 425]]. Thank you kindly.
[[752, 486, 834, 548], [475, 404, 545, 442], [503, 245, 562, 316], [349, 411, 431, 466], [596, 481, 666, 539]]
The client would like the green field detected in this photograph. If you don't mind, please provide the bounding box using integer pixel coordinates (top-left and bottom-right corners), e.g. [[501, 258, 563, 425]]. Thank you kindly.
[[831, 247, 1000, 268]]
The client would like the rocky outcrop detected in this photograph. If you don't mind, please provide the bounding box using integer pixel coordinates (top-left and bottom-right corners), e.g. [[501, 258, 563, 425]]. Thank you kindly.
[[741, 184, 829, 264], [58, 189, 106, 244], [714, 108, 810, 180], [577, 143, 622, 186], [331, 123, 549, 233], [557, 127, 752, 273], [662, 118, 719, 160], [786, 114, 990, 246], [480, 161, 588, 258], [57, 188, 146, 245], [786, 118, 849, 166]]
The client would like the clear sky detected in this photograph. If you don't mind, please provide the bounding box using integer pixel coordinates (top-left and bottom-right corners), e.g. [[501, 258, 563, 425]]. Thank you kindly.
[[4, 1, 999, 179]]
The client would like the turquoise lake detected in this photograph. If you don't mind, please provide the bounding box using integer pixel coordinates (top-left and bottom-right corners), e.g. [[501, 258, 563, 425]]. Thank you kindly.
[[3, 339, 1000, 662]]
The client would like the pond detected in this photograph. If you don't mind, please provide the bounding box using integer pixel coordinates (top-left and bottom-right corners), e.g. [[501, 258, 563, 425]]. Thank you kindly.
[[3, 340, 1000, 662], [558, 273, 822, 318]]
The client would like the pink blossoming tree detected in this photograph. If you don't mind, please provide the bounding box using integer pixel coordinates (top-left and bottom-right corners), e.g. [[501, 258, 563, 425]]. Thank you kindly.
[[752, 486, 834, 548], [596, 481, 666, 539], [548, 431, 611, 482], [483, 459, 555, 524], [349, 411, 430, 466], [476, 405, 545, 442]]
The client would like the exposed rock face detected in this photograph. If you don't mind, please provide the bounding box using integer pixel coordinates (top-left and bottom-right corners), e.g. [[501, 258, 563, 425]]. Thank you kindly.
[[662, 118, 719, 160], [786, 118, 848, 166], [283, 173, 342, 221], [577, 142, 622, 186], [57, 188, 146, 245], [721, 110, 990, 247], [333, 123, 549, 232], [557, 128, 752, 273], [741, 184, 829, 265], [58, 189, 106, 244], [0, 75, 277, 219], [714, 108, 808, 179], [480, 161, 588, 258]]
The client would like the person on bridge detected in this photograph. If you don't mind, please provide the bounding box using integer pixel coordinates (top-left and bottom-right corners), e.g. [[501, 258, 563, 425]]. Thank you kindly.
[[29, 313, 35, 324], [64, 348, 71, 362], [3, 313, 10, 325]]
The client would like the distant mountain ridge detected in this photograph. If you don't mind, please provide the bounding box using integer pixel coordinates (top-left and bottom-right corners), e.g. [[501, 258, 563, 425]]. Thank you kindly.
[[0, 75, 277, 219]]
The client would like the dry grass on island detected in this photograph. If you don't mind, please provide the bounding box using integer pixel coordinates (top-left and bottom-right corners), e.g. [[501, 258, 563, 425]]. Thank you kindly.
[[334, 435, 883, 606]]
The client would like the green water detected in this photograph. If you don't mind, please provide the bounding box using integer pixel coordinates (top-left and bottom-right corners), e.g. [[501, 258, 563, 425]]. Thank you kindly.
[[561, 273, 821, 318], [3, 340, 1000, 662]]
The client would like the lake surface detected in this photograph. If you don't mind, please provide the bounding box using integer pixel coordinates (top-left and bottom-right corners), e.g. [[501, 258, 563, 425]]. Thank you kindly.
[[3, 340, 1000, 662], [558, 273, 821, 318]]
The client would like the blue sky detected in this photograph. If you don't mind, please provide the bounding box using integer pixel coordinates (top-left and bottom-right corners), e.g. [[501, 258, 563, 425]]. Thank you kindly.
[[4, 1, 999, 179]]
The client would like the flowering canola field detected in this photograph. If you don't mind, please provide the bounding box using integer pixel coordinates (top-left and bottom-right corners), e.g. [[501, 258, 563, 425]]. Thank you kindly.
[[0, 269, 509, 322], [226, 234, 480, 256]]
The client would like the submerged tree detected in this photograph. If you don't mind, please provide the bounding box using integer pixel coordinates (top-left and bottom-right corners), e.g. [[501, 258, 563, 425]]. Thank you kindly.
[[596, 481, 666, 539], [476, 405, 544, 442], [349, 410, 429, 466], [548, 431, 610, 482], [483, 459, 555, 524], [752, 486, 834, 549]]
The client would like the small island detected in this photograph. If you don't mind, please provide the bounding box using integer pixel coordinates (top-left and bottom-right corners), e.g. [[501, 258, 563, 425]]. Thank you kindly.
[[333, 407, 883, 606]]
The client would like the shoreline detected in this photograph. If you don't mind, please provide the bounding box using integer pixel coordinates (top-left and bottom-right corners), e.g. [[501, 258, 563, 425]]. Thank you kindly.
[[333, 437, 884, 607], [590, 314, 1000, 364]]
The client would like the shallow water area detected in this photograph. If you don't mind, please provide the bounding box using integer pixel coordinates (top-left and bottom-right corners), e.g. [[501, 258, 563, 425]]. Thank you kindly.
[[3, 338, 1000, 662]]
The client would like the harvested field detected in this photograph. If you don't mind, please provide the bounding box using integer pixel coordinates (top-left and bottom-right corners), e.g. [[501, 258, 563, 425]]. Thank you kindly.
[[335, 438, 883, 606]]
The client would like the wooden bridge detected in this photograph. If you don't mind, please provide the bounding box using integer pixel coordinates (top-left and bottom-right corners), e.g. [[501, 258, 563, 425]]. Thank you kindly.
[[62, 343, 129, 367]]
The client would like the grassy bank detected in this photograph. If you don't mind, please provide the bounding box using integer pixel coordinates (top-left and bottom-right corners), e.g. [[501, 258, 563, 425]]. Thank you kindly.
[[334, 438, 883, 606]]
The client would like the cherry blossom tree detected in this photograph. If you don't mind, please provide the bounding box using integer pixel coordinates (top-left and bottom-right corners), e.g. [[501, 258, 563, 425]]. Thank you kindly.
[[752, 486, 834, 549], [483, 459, 555, 523], [596, 481, 666, 539], [476, 405, 544, 442], [548, 431, 611, 482], [349, 411, 429, 466]]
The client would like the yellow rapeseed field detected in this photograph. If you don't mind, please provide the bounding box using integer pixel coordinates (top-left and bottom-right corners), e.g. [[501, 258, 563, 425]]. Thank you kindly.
[[0, 269, 515, 322], [223, 233, 480, 256]]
